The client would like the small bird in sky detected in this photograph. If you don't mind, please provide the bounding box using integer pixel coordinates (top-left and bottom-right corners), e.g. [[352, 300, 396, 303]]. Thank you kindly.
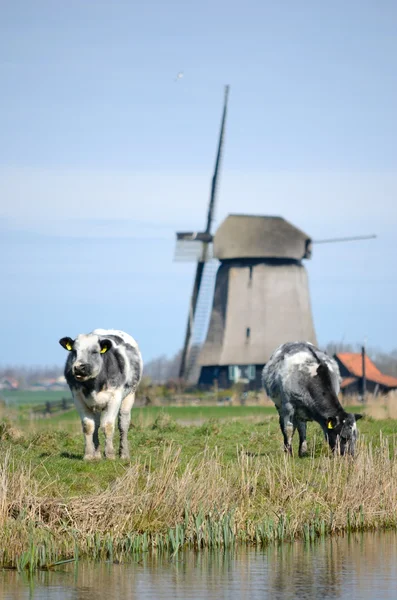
[[175, 71, 184, 82]]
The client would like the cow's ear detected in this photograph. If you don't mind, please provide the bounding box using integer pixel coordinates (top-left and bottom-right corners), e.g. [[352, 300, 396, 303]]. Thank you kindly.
[[326, 416, 338, 430], [99, 339, 111, 354], [354, 413, 363, 421], [59, 337, 74, 351], [316, 363, 332, 387]]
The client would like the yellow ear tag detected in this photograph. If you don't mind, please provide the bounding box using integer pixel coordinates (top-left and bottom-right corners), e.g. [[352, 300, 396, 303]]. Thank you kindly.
[[327, 420, 334, 430], [66, 342, 73, 351], [100, 346, 108, 354]]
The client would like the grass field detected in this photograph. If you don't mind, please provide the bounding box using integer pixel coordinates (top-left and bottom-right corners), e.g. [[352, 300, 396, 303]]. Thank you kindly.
[[1, 390, 72, 406], [43, 404, 276, 428], [0, 400, 397, 571]]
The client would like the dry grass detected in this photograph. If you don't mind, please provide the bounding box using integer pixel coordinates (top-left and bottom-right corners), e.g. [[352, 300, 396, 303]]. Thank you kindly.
[[1, 432, 397, 570], [339, 392, 397, 419], [361, 392, 397, 420]]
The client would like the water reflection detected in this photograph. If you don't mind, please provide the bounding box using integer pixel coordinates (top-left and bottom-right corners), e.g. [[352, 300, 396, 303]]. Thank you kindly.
[[1, 532, 397, 599]]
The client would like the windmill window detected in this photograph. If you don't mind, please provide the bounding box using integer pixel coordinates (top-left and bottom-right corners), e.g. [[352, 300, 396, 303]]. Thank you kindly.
[[228, 366, 238, 381], [247, 365, 256, 380], [246, 327, 250, 339], [248, 266, 253, 285]]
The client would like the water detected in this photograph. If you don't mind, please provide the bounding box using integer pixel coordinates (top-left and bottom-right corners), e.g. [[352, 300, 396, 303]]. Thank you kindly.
[[1, 532, 397, 599]]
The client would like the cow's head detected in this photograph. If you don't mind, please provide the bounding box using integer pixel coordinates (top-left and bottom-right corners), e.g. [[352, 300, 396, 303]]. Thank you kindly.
[[325, 413, 363, 456], [59, 334, 111, 381], [313, 360, 363, 456]]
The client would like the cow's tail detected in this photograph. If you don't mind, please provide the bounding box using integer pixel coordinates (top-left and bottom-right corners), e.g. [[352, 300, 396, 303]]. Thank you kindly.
[[306, 345, 334, 389]]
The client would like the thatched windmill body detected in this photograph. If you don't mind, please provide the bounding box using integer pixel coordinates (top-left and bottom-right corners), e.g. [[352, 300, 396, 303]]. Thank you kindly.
[[197, 214, 316, 387]]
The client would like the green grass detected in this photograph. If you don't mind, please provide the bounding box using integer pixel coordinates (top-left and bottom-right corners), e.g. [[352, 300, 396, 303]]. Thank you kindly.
[[1, 390, 72, 406], [7, 403, 277, 434], [1, 409, 278, 496], [0, 405, 394, 497], [133, 404, 276, 422]]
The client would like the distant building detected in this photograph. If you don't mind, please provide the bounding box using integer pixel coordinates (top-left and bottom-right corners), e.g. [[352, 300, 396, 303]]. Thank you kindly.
[[28, 376, 67, 391], [0, 377, 19, 390], [334, 353, 397, 396]]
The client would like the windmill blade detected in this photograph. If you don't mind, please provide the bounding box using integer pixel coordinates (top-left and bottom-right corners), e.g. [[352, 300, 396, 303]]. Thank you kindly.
[[313, 234, 377, 244], [174, 240, 214, 262], [174, 232, 214, 262], [205, 85, 230, 236], [179, 260, 206, 378], [184, 259, 219, 383], [178, 86, 230, 380], [176, 232, 214, 243]]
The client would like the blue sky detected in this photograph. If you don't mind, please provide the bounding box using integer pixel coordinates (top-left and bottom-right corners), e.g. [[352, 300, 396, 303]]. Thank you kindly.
[[1, 0, 396, 367]]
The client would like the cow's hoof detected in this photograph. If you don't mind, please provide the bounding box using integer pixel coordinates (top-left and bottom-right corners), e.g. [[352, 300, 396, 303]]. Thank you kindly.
[[83, 454, 96, 461], [299, 443, 308, 458], [94, 451, 102, 460], [120, 452, 130, 461], [105, 452, 116, 461]]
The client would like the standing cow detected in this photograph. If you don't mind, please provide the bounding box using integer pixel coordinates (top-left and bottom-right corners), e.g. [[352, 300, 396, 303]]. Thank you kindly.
[[59, 329, 143, 460], [262, 341, 362, 456]]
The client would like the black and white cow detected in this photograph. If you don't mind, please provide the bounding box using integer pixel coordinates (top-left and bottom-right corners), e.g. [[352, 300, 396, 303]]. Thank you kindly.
[[59, 329, 143, 460], [262, 341, 363, 457]]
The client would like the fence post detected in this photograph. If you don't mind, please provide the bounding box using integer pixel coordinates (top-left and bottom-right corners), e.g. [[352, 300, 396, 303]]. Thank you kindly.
[[361, 346, 366, 403]]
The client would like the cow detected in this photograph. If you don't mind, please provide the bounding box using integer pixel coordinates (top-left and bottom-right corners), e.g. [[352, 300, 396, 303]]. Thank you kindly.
[[59, 329, 143, 461], [262, 341, 363, 457]]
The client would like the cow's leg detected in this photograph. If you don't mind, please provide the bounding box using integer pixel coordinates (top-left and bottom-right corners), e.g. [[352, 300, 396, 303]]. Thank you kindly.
[[93, 413, 101, 459], [279, 403, 295, 455], [278, 414, 291, 453], [73, 393, 97, 460], [296, 420, 308, 457], [100, 392, 122, 460], [118, 392, 135, 460]]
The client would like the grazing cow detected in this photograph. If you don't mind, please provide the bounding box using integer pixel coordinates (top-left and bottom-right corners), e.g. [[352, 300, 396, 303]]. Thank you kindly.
[[59, 329, 143, 460], [262, 341, 362, 456]]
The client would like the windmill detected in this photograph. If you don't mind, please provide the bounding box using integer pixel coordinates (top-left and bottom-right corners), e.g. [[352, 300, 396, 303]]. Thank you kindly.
[[175, 87, 376, 387]]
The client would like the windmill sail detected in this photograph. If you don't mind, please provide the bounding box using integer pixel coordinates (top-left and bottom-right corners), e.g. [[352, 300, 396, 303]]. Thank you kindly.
[[313, 234, 377, 244], [184, 259, 219, 383], [205, 85, 229, 238], [177, 85, 230, 380]]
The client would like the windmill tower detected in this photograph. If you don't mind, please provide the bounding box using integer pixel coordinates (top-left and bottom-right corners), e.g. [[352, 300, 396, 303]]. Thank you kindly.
[[175, 88, 376, 387], [198, 214, 316, 387]]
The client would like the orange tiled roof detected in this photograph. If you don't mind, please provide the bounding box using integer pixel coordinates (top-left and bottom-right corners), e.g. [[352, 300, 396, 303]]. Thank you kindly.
[[336, 353, 397, 389]]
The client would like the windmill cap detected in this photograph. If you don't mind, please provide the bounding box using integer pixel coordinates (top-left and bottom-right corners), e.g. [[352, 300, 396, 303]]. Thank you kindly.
[[213, 214, 312, 260]]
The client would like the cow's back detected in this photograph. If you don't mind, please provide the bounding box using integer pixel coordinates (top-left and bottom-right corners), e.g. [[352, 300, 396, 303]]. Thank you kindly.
[[262, 342, 341, 400], [92, 329, 143, 394]]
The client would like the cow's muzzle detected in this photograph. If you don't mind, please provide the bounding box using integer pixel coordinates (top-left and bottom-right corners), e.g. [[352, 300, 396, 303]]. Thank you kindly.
[[73, 363, 92, 381]]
